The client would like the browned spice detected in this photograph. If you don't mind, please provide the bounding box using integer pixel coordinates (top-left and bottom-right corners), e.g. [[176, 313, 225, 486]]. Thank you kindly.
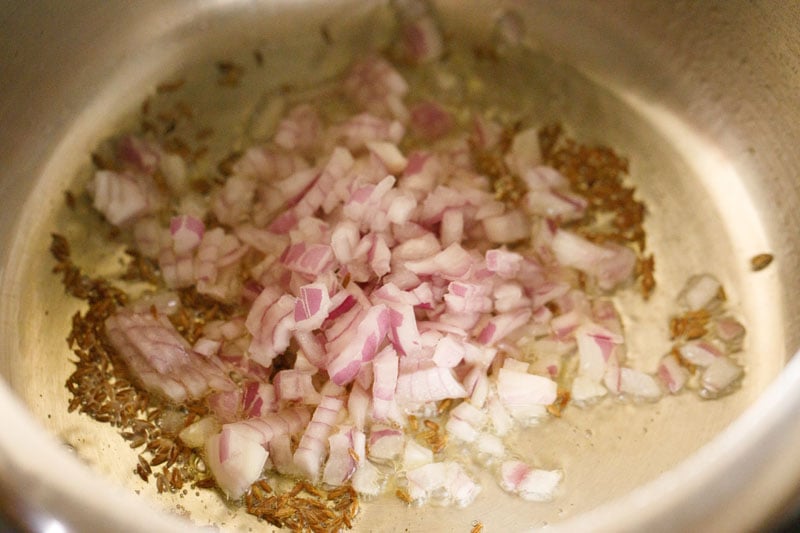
[[217, 150, 243, 176], [396, 487, 413, 504], [750, 253, 774, 272], [414, 419, 448, 454], [637, 254, 656, 300], [469, 123, 525, 205], [216, 60, 245, 87], [253, 49, 264, 66], [245, 479, 359, 532], [121, 247, 160, 285], [51, 233, 206, 496], [469, 123, 655, 297], [423, 419, 439, 431], [156, 78, 187, 94], [195, 127, 214, 141], [670, 346, 697, 374], [52, 228, 360, 527], [436, 398, 453, 415], [64, 190, 76, 210], [470, 521, 484, 533], [669, 309, 711, 340], [539, 124, 654, 298], [546, 388, 571, 418]]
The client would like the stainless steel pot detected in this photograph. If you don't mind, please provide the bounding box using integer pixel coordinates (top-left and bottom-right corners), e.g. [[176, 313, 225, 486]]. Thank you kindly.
[[1, 1, 799, 531]]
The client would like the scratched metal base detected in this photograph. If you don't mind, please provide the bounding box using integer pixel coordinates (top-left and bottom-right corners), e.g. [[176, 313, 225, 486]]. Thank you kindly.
[[0, 2, 799, 532]]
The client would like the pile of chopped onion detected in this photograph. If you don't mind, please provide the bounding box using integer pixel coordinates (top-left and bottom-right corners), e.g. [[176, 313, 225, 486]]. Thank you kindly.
[[85, 41, 746, 509]]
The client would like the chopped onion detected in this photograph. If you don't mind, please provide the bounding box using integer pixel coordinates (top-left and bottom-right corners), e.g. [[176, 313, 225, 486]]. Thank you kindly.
[[406, 462, 480, 507], [701, 356, 743, 396], [680, 273, 722, 310], [76, 48, 751, 514], [205, 425, 269, 499], [499, 460, 561, 502]]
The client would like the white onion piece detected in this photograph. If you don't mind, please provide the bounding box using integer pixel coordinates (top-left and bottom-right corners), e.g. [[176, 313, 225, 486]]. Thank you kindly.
[[619, 368, 662, 400], [551, 229, 636, 291], [274, 369, 320, 405], [240, 381, 276, 418], [105, 309, 234, 402], [463, 367, 490, 408], [232, 145, 308, 182], [492, 283, 530, 314], [226, 407, 311, 447], [117, 135, 161, 174], [194, 228, 246, 302], [658, 355, 690, 394], [211, 175, 256, 226], [205, 425, 269, 499], [496, 368, 557, 424], [208, 390, 242, 422], [475, 433, 506, 459], [246, 293, 296, 368], [347, 383, 371, 431], [396, 366, 467, 405], [293, 282, 332, 331], [504, 128, 541, 176], [159, 152, 188, 193], [403, 439, 434, 470], [702, 356, 743, 396], [714, 316, 746, 347], [367, 425, 405, 462], [432, 335, 466, 368], [367, 141, 408, 174], [372, 346, 399, 420], [132, 218, 164, 259], [322, 426, 363, 486], [327, 304, 390, 386], [520, 165, 569, 191], [481, 210, 529, 244], [129, 291, 181, 317], [268, 433, 298, 476], [273, 104, 321, 154], [485, 248, 523, 278], [486, 393, 514, 436], [575, 323, 623, 382], [351, 459, 384, 497], [335, 113, 405, 150], [679, 340, 723, 367], [179, 416, 220, 449], [477, 308, 532, 346], [570, 375, 608, 403], [169, 214, 205, 254], [445, 402, 487, 443], [90, 170, 158, 227], [499, 460, 561, 502], [680, 273, 722, 310], [524, 189, 587, 221], [343, 55, 408, 120], [502, 358, 529, 373], [444, 282, 493, 315], [293, 395, 344, 481], [406, 462, 480, 507], [404, 242, 474, 279]]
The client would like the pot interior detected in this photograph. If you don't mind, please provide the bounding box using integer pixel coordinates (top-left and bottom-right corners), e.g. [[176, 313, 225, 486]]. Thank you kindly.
[[0, 1, 797, 531]]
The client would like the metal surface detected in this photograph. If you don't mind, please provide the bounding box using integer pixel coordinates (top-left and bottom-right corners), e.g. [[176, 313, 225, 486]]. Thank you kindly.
[[0, 1, 799, 531]]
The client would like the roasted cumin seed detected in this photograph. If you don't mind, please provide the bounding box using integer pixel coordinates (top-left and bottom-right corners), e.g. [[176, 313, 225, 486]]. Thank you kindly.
[[750, 253, 774, 272]]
